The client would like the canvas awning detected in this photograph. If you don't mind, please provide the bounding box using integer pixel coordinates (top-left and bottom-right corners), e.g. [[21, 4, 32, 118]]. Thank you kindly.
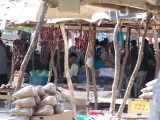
[[36, 1, 114, 20]]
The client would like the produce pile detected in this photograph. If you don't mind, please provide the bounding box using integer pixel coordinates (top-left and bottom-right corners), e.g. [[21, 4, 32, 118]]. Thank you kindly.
[[29, 70, 50, 77], [139, 79, 157, 100], [9, 83, 64, 120]]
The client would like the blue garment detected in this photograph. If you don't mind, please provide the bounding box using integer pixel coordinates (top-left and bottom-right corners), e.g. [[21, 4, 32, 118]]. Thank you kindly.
[[97, 76, 114, 87]]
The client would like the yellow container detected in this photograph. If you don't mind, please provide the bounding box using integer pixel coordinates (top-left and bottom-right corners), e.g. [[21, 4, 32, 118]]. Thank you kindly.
[[13, 73, 28, 82]]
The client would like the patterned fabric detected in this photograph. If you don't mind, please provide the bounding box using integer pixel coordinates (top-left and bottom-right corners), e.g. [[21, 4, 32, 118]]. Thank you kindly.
[[0, 45, 7, 74]]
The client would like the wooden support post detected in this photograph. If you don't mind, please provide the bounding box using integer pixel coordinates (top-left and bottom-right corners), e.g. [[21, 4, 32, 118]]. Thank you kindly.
[[52, 42, 58, 85], [48, 26, 54, 83], [85, 25, 92, 114], [15, 2, 48, 91], [57, 44, 62, 80], [32, 52, 35, 70], [153, 29, 159, 78], [9, 64, 14, 85], [90, 24, 98, 110], [116, 13, 152, 119], [60, 23, 76, 118], [109, 11, 121, 115], [118, 27, 129, 96]]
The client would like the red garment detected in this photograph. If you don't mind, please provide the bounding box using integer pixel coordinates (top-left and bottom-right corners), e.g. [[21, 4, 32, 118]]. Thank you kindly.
[[104, 45, 109, 56], [122, 49, 131, 66]]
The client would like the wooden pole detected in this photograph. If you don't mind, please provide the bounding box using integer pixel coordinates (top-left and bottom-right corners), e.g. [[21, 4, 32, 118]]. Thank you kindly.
[[9, 63, 14, 85], [48, 26, 54, 83], [90, 24, 98, 110], [52, 43, 58, 85], [15, 2, 48, 91], [57, 44, 62, 80], [153, 29, 159, 78], [85, 26, 92, 114], [48, 45, 54, 83], [32, 52, 35, 70], [116, 13, 152, 119], [117, 27, 129, 96], [60, 23, 76, 118], [109, 11, 121, 115]]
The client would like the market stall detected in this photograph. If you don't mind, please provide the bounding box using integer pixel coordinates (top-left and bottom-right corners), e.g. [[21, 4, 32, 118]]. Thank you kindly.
[[1, 0, 160, 119]]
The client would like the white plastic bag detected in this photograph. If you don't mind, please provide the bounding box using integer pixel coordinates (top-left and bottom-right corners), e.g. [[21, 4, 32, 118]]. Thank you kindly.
[[141, 86, 153, 93], [52, 91, 61, 101], [12, 97, 36, 108], [43, 83, 56, 94], [38, 96, 57, 108], [34, 96, 41, 105], [54, 103, 64, 114], [139, 92, 153, 99], [146, 79, 157, 87], [13, 86, 38, 99], [35, 85, 45, 96], [86, 52, 94, 69], [34, 105, 54, 116], [8, 116, 29, 120], [10, 107, 35, 117], [40, 93, 50, 100]]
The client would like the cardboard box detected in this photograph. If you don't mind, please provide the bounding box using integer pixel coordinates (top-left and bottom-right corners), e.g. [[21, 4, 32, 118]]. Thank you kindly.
[[128, 99, 152, 117], [30, 110, 72, 120]]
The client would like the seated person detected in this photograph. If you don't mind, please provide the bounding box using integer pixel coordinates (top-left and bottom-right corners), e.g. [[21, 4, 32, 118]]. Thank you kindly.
[[96, 59, 115, 86], [62, 53, 79, 83]]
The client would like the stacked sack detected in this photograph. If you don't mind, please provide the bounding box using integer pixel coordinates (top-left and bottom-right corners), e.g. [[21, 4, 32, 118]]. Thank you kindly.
[[8, 83, 64, 120], [139, 79, 157, 100]]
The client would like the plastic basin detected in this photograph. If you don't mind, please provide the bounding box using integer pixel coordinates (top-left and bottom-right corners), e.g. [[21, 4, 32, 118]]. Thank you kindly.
[[29, 76, 48, 85], [76, 115, 89, 120]]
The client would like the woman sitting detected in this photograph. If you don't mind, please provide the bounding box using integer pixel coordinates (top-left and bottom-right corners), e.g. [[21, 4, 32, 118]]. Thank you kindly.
[[96, 59, 115, 86]]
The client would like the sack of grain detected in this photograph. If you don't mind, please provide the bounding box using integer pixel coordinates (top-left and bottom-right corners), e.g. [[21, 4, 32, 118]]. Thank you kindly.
[[52, 91, 61, 101], [12, 97, 36, 108], [10, 108, 35, 117], [8, 116, 29, 120], [146, 79, 157, 87], [35, 85, 45, 96], [43, 83, 56, 94], [13, 86, 38, 99], [139, 92, 153, 99], [141, 86, 153, 93], [38, 96, 57, 108], [34, 105, 54, 116], [54, 103, 64, 114], [34, 96, 41, 105], [40, 93, 50, 100]]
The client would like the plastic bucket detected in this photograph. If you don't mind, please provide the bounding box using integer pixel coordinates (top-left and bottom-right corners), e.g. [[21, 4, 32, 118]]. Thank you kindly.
[[94, 61, 106, 69], [29, 76, 48, 85], [13, 73, 28, 82]]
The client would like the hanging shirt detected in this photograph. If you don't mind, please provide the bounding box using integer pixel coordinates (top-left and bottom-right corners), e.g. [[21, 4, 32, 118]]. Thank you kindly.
[[0, 45, 7, 75], [63, 63, 78, 78], [99, 68, 115, 78]]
